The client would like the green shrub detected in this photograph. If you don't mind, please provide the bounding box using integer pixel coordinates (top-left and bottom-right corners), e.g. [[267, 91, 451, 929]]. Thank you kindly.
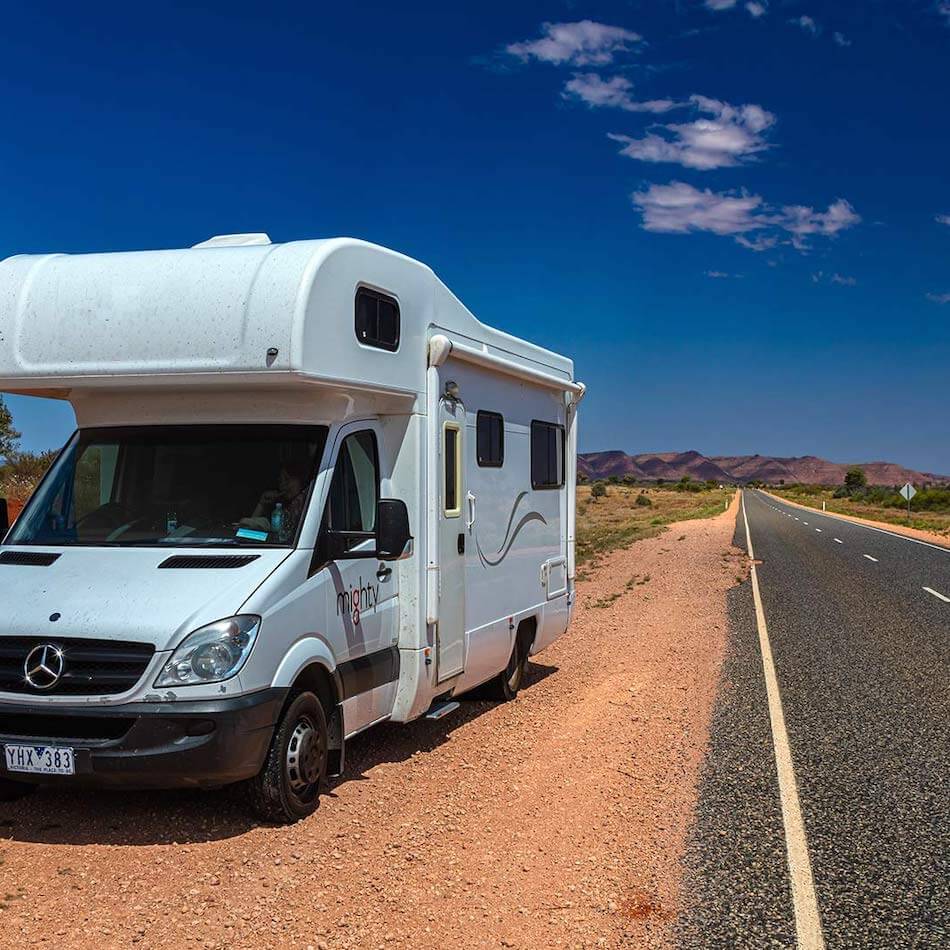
[[635, 492, 652, 507]]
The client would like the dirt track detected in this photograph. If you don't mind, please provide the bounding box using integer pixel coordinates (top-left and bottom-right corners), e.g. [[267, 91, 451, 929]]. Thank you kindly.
[[0, 497, 744, 949]]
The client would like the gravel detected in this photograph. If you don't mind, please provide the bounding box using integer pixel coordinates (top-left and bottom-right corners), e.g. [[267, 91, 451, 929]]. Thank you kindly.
[[0, 499, 744, 949]]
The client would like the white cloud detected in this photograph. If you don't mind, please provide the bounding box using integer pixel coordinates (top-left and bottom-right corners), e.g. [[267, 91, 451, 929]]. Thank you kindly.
[[609, 95, 776, 170], [631, 181, 860, 251], [814, 271, 857, 286], [939, 3, 950, 27], [562, 74, 678, 113], [791, 15, 819, 34], [833, 31, 851, 46], [927, 292, 950, 304], [705, 270, 743, 278], [936, 214, 950, 226], [632, 181, 766, 235], [736, 234, 780, 251], [781, 199, 861, 249], [506, 21, 642, 66], [705, 0, 737, 9], [746, 2, 768, 17]]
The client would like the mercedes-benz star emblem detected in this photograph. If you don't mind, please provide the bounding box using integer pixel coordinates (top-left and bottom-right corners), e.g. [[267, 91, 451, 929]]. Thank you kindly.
[[24, 644, 65, 690]]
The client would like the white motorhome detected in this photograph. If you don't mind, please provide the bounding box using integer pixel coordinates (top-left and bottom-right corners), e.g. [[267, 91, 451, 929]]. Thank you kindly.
[[0, 234, 583, 822]]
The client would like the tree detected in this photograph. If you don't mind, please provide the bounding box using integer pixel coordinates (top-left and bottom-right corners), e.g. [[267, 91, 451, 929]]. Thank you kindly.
[[844, 467, 867, 492], [0, 395, 20, 460], [590, 481, 607, 501]]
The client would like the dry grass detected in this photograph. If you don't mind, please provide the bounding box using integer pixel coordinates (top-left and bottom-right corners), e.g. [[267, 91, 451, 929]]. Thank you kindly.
[[771, 487, 950, 540], [576, 484, 735, 574]]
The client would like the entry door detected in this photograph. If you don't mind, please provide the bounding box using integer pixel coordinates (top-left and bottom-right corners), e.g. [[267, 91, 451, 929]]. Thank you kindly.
[[437, 396, 466, 681]]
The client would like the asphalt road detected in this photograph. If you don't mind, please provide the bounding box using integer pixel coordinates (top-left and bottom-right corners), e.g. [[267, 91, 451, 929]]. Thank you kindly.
[[680, 489, 949, 948]]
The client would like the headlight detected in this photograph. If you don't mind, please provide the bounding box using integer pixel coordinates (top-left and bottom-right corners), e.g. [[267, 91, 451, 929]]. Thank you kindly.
[[155, 616, 260, 687]]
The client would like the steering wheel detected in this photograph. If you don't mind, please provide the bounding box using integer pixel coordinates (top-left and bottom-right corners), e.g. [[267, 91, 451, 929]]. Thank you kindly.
[[74, 501, 139, 532]]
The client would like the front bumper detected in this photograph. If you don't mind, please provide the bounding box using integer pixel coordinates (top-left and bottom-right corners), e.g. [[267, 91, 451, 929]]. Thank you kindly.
[[0, 688, 288, 790]]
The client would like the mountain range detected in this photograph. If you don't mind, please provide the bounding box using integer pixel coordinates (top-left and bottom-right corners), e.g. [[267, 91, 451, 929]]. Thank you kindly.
[[577, 450, 949, 487]]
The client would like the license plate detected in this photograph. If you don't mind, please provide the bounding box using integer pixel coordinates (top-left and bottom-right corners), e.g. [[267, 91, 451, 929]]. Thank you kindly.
[[4, 744, 75, 775]]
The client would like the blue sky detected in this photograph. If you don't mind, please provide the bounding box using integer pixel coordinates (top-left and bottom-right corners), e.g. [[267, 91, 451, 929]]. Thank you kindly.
[[1, 1, 948, 472]]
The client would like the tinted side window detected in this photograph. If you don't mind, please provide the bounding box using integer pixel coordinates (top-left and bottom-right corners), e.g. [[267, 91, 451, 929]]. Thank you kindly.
[[326, 430, 379, 549], [355, 288, 400, 352], [476, 411, 504, 468], [530, 421, 564, 489]]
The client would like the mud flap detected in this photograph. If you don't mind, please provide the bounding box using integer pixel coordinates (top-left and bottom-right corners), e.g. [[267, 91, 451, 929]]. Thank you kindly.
[[326, 703, 345, 777]]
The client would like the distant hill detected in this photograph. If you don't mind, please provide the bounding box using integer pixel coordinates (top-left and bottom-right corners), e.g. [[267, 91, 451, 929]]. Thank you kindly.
[[578, 451, 949, 487]]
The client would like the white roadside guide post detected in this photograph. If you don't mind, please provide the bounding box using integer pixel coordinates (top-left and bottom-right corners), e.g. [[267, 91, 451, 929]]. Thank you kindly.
[[900, 482, 917, 520]]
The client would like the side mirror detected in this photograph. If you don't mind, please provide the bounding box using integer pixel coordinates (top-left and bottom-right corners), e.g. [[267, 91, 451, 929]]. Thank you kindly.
[[0, 498, 8, 538], [376, 498, 412, 561]]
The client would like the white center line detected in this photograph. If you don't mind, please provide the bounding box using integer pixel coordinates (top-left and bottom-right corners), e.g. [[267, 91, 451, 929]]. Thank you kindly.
[[834, 538, 843, 544], [863, 555, 878, 562], [923, 586, 950, 603], [741, 493, 825, 949], [803, 522, 808, 526], [815, 528, 822, 533]]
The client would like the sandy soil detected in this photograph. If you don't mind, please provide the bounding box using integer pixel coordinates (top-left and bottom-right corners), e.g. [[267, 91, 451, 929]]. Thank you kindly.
[[763, 490, 950, 549], [0, 496, 745, 950]]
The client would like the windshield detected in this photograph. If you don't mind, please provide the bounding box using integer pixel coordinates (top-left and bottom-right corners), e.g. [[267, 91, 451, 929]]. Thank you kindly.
[[7, 425, 329, 548]]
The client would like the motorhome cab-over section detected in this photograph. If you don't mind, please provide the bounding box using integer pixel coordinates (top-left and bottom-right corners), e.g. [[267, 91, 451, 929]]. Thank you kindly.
[[0, 234, 584, 822]]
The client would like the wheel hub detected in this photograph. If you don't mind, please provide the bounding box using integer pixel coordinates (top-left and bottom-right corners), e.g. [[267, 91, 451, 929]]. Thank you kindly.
[[286, 716, 322, 794]]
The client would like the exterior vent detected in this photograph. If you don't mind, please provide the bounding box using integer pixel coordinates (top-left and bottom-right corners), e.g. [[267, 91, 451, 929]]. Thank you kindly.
[[0, 714, 135, 742], [192, 233, 271, 248], [158, 555, 260, 570], [0, 551, 61, 567]]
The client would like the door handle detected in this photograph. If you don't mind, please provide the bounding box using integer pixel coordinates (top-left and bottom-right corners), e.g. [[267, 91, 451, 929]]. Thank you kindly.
[[376, 565, 392, 581], [466, 492, 476, 530]]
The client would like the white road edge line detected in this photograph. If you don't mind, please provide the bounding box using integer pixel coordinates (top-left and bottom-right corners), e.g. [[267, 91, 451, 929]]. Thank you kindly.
[[741, 492, 825, 949], [923, 586, 950, 603], [863, 555, 878, 562], [815, 529, 822, 533], [834, 538, 843, 544]]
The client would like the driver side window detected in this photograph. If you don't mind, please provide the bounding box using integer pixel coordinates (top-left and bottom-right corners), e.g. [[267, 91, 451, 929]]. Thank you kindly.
[[320, 430, 379, 559]]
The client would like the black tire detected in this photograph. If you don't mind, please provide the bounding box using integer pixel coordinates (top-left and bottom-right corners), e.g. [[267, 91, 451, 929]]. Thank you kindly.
[[245, 690, 328, 824], [482, 636, 530, 702], [0, 777, 36, 802]]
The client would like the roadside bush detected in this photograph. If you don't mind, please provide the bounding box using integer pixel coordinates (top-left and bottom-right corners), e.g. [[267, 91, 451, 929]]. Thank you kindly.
[[590, 481, 608, 501], [907, 488, 950, 513], [635, 493, 652, 507], [0, 450, 57, 506]]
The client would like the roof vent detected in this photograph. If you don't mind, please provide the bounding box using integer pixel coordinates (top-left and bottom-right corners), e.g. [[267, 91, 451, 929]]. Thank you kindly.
[[191, 233, 272, 249], [158, 555, 260, 570]]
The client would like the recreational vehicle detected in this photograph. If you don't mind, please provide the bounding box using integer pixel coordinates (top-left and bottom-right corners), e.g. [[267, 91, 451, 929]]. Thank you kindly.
[[0, 234, 583, 822]]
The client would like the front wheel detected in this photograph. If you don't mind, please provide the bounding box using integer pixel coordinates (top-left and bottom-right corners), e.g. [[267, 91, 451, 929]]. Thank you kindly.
[[0, 777, 36, 802], [245, 691, 328, 824]]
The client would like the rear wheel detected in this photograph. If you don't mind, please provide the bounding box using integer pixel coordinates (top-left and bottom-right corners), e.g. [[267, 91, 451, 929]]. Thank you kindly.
[[482, 635, 530, 702], [0, 777, 36, 802], [245, 691, 328, 824]]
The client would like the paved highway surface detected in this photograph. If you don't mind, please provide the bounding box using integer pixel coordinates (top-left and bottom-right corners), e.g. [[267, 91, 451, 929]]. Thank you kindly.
[[680, 489, 949, 948]]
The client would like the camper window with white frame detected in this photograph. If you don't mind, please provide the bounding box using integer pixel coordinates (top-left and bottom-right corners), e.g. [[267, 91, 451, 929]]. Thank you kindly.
[[443, 423, 461, 516]]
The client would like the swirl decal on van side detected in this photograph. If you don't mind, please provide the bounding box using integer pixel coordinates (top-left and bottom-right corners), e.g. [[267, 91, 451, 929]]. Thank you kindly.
[[475, 491, 547, 568]]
